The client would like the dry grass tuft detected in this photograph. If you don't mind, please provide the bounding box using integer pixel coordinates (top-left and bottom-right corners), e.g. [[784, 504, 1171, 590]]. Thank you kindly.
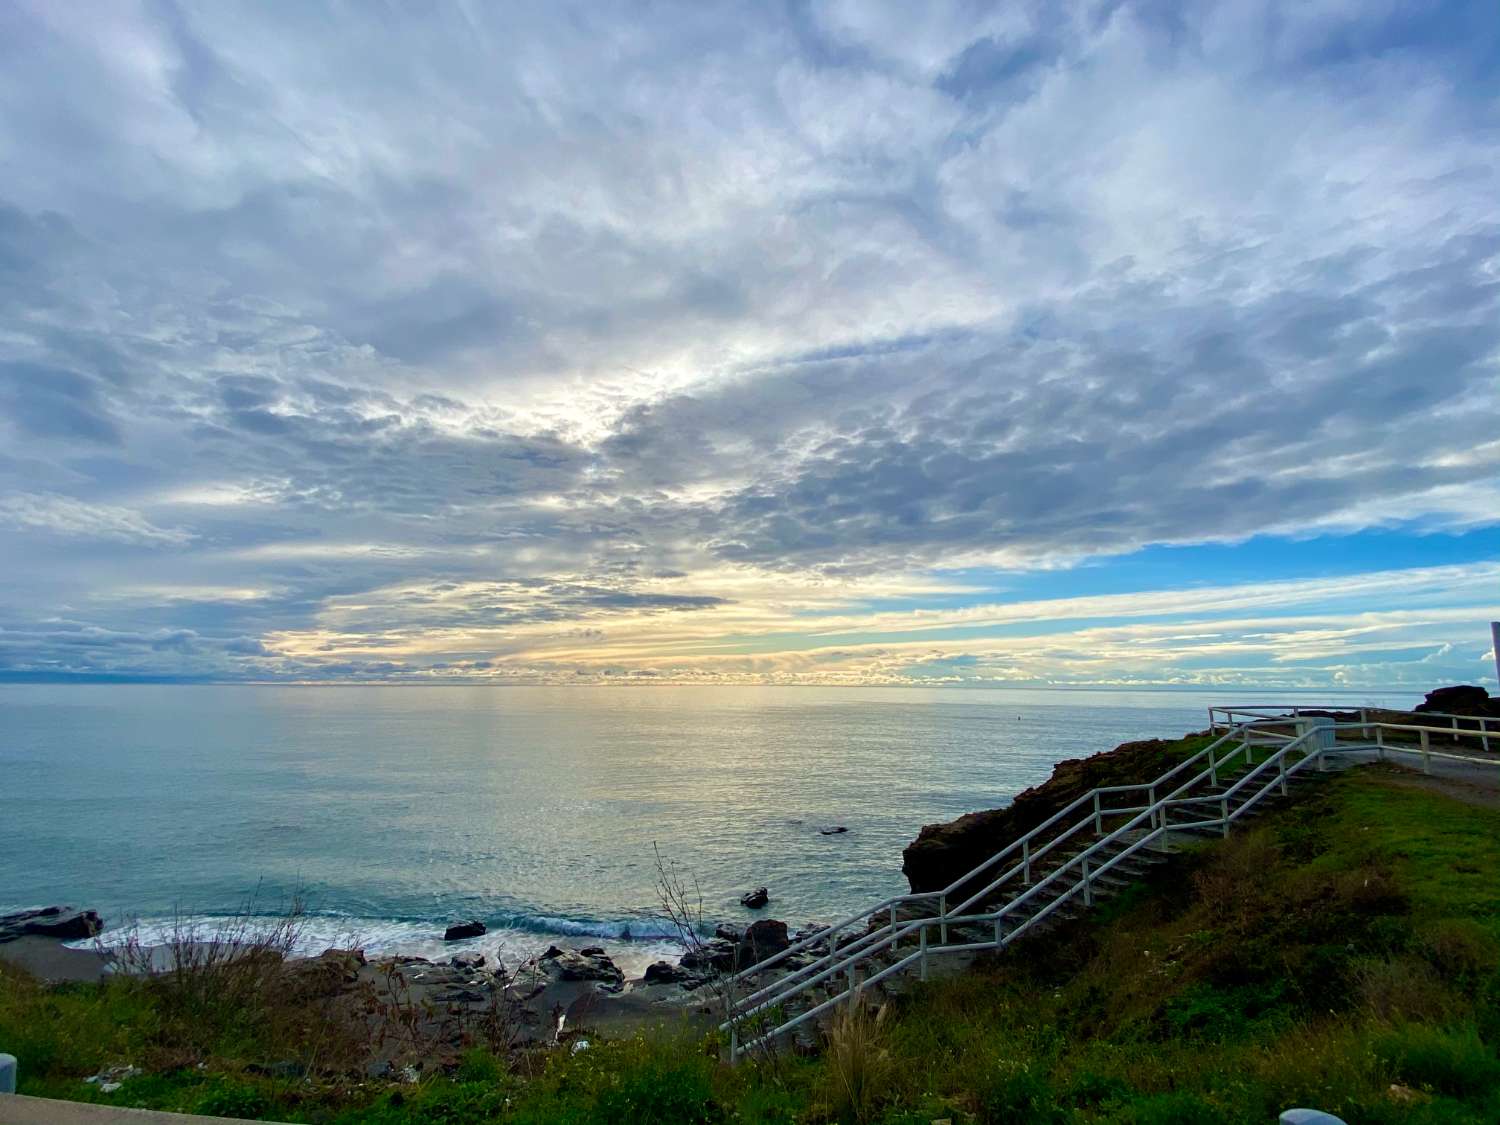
[[824, 995, 893, 1123]]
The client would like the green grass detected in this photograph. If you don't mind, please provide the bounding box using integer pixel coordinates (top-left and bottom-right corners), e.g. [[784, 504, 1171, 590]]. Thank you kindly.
[[3, 761, 1498, 1122]]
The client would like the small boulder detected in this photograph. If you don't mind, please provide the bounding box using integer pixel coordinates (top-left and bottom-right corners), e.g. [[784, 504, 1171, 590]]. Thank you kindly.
[[450, 950, 486, 970], [737, 919, 790, 968], [643, 960, 692, 984], [537, 945, 624, 991], [819, 826, 849, 835], [740, 887, 769, 909], [714, 922, 744, 942], [443, 920, 486, 941], [679, 937, 737, 974]]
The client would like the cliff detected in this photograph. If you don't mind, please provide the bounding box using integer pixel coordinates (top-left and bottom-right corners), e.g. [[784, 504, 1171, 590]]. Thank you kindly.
[[901, 733, 1208, 896]]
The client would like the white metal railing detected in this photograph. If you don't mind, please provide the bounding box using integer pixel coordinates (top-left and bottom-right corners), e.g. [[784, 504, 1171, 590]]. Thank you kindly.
[[1209, 704, 1497, 753], [722, 707, 1499, 1059]]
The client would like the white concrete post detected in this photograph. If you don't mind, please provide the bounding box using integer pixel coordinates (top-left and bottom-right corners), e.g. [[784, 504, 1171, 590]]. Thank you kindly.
[[1492, 621, 1500, 690]]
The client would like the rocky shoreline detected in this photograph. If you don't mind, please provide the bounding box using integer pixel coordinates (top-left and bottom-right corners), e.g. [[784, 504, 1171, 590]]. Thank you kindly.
[[0, 904, 831, 1065]]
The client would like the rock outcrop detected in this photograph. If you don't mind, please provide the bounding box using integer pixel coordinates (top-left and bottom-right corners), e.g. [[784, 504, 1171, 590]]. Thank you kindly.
[[0, 906, 103, 944], [902, 736, 1202, 897], [1414, 685, 1495, 716]]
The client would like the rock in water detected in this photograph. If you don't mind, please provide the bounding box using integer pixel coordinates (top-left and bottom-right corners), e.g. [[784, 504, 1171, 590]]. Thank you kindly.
[[819, 825, 849, 835], [737, 919, 790, 968], [0, 906, 103, 944], [740, 887, 769, 909], [443, 920, 487, 941]]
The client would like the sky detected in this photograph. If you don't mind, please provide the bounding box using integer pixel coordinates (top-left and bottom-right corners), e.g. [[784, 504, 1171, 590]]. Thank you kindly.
[[0, 0, 1497, 690]]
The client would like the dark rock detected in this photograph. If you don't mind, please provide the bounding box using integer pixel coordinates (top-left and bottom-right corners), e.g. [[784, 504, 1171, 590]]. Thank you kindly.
[[443, 920, 486, 941], [450, 951, 486, 970], [643, 960, 693, 984], [736, 919, 790, 968], [537, 945, 624, 991], [0, 906, 103, 944], [902, 736, 1204, 898], [819, 826, 849, 835], [432, 985, 489, 1003], [679, 937, 737, 973], [713, 922, 744, 942], [740, 887, 769, 909], [1414, 685, 1491, 715]]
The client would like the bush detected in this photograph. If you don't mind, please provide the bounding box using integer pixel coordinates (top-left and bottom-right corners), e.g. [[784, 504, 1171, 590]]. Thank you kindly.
[[977, 1060, 1064, 1124], [1374, 1024, 1500, 1099], [194, 1080, 271, 1119]]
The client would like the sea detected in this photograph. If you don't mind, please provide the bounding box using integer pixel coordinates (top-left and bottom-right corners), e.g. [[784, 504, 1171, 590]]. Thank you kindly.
[[0, 684, 1418, 975]]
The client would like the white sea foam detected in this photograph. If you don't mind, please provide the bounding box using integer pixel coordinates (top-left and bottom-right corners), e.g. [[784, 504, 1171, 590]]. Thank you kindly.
[[72, 911, 688, 979]]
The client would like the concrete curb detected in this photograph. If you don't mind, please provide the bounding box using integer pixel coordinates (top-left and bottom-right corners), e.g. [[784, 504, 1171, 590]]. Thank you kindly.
[[0, 1093, 291, 1124]]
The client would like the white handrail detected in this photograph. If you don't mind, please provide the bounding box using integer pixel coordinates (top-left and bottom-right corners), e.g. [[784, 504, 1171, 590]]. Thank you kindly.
[[724, 710, 1500, 1059], [731, 724, 1254, 987]]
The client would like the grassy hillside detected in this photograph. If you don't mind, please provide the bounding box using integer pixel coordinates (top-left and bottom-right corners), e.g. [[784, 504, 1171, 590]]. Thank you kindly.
[[3, 759, 1498, 1123]]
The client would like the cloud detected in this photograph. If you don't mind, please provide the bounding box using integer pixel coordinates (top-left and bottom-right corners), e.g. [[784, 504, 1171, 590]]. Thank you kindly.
[[0, 492, 192, 546], [0, 0, 1496, 684]]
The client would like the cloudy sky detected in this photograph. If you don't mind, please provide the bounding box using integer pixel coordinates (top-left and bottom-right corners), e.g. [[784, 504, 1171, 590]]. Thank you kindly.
[[1, 0, 1497, 689]]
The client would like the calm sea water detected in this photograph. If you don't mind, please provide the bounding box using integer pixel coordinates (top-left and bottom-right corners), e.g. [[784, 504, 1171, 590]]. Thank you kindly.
[[1, 684, 1415, 973]]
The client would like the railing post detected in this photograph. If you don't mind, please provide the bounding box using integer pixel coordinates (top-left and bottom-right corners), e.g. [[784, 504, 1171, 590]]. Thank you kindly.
[[1022, 839, 1032, 883], [939, 894, 948, 946], [993, 917, 1003, 947], [1209, 743, 1218, 787], [1220, 795, 1230, 836], [1482, 717, 1491, 754], [919, 926, 928, 980], [1420, 729, 1431, 774], [1278, 752, 1288, 796], [1359, 708, 1369, 740], [1376, 724, 1385, 761], [730, 1028, 739, 1064], [1081, 856, 1092, 906], [890, 903, 898, 949], [1093, 791, 1103, 834], [1452, 716, 1460, 744]]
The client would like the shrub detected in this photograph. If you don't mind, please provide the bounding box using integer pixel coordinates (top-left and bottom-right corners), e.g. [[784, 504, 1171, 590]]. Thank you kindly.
[[1373, 1024, 1500, 1099], [193, 1080, 271, 1119], [1418, 919, 1500, 980], [976, 1059, 1064, 1124]]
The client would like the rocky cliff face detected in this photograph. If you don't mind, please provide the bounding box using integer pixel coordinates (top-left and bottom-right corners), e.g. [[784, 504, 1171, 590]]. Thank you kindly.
[[1412, 684, 1497, 717], [901, 735, 1205, 898]]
